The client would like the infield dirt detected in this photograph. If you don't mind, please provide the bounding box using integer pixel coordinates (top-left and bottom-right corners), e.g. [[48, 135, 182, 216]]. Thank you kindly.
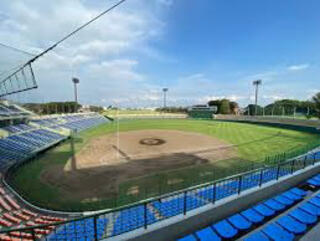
[[40, 130, 237, 201]]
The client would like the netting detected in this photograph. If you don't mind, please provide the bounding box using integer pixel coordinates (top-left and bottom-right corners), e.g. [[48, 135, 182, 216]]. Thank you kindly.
[[0, 44, 38, 97]]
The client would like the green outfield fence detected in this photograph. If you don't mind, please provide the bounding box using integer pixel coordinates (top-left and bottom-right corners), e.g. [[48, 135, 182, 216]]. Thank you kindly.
[[265, 141, 320, 165]]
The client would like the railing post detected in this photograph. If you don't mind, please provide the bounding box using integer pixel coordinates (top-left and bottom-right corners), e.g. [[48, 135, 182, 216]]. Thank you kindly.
[[303, 156, 307, 168], [291, 159, 295, 174], [276, 164, 280, 180], [259, 169, 263, 187], [238, 175, 242, 195], [313, 153, 316, 165], [93, 216, 98, 241], [183, 191, 187, 215], [144, 202, 148, 229], [212, 183, 216, 204]]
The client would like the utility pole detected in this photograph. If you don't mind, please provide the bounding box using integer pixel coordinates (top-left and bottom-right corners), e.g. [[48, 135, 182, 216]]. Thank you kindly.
[[253, 80, 262, 116]]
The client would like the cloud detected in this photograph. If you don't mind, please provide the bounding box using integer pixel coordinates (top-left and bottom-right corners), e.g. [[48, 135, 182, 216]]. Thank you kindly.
[[287, 64, 310, 71], [262, 95, 287, 101], [0, 0, 169, 106]]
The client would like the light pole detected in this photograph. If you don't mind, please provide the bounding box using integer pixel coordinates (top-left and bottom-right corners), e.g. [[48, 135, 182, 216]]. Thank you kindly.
[[253, 80, 262, 116], [72, 77, 80, 112], [162, 88, 168, 108]]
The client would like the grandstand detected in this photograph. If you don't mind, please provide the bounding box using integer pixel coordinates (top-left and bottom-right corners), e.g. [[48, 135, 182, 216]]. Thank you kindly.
[[0, 102, 108, 172], [0, 100, 111, 240], [0, 1, 319, 240], [0, 100, 318, 241]]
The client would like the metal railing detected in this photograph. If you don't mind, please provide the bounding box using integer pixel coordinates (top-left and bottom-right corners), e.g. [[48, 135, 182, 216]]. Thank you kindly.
[[0, 149, 319, 240]]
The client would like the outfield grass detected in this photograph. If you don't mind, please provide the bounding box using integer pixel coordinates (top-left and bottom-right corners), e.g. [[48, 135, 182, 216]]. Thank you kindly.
[[10, 119, 320, 211]]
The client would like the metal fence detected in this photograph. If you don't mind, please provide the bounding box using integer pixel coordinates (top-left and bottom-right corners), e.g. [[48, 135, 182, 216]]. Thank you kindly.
[[0, 149, 320, 240]]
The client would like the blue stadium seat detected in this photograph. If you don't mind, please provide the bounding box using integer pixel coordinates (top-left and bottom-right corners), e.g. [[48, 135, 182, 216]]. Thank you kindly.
[[49, 218, 108, 241], [273, 195, 294, 206], [244, 231, 270, 241], [264, 199, 285, 211], [276, 215, 307, 234], [112, 205, 157, 236], [282, 191, 302, 201], [299, 202, 320, 216], [307, 178, 320, 187], [290, 187, 307, 197], [212, 220, 238, 239], [288, 208, 317, 225], [253, 204, 275, 217], [262, 223, 295, 241], [240, 208, 264, 224], [195, 227, 221, 241], [227, 214, 252, 230], [308, 196, 320, 207]]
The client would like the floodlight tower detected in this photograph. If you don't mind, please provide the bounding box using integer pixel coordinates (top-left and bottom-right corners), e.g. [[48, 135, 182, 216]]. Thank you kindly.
[[253, 79, 262, 116], [72, 77, 80, 103], [72, 77, 80, 112], [162, 88, 168, 108]]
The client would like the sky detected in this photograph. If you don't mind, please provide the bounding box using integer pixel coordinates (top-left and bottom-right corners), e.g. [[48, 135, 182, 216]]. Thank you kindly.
[[0, 0, 319, 108]]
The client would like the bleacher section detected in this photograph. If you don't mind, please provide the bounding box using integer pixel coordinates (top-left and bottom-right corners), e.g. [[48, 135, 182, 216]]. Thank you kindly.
[[0, 124, 66, 170], [0, 108, 111, 241], [0, 102, 31, 118], [0, 150, 317, 240], [31, 113, 108, 132], [0, 185, 66, 241], [0, 157, 315, 241], [0, 113, 108, 171], [49, 218, 108, 241], [177, 173, 320, 241]]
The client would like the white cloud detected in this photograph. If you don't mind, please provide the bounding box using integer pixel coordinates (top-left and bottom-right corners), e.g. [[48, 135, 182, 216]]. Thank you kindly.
[[198, 95, 245, 103], [0, 0, 169, 106], [287, 64, 310, 71], [262, 95, 286, 101]]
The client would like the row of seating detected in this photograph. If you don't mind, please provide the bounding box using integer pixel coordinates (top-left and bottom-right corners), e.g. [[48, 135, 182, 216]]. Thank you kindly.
[[177, 172, 320, 241], [0, 185, 67, 241], [245, 193, 320, 240], [48, 218, 108, 241], [80, 158, 319, 238], [2, 124, 34, 134], [31, 113, 108, 132], [0, 126, 66, 171], [178, 187, 307, 241], [0, 103, 30, 117]]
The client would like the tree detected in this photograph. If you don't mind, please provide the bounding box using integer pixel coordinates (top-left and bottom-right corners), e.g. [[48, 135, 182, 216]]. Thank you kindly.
[[312, 92, 320, 119], [219, 99, 231, 114], [229, 101, 239, 114], [208, 100, 222, 113], [244, 104, 263, 116]]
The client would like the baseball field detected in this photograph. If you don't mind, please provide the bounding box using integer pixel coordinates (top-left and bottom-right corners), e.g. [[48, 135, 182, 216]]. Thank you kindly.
[[10, 119, 320, 211]]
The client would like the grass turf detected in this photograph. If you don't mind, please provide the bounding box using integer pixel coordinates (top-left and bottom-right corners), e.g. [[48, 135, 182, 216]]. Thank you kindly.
[[10, 119, 320, 211]]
